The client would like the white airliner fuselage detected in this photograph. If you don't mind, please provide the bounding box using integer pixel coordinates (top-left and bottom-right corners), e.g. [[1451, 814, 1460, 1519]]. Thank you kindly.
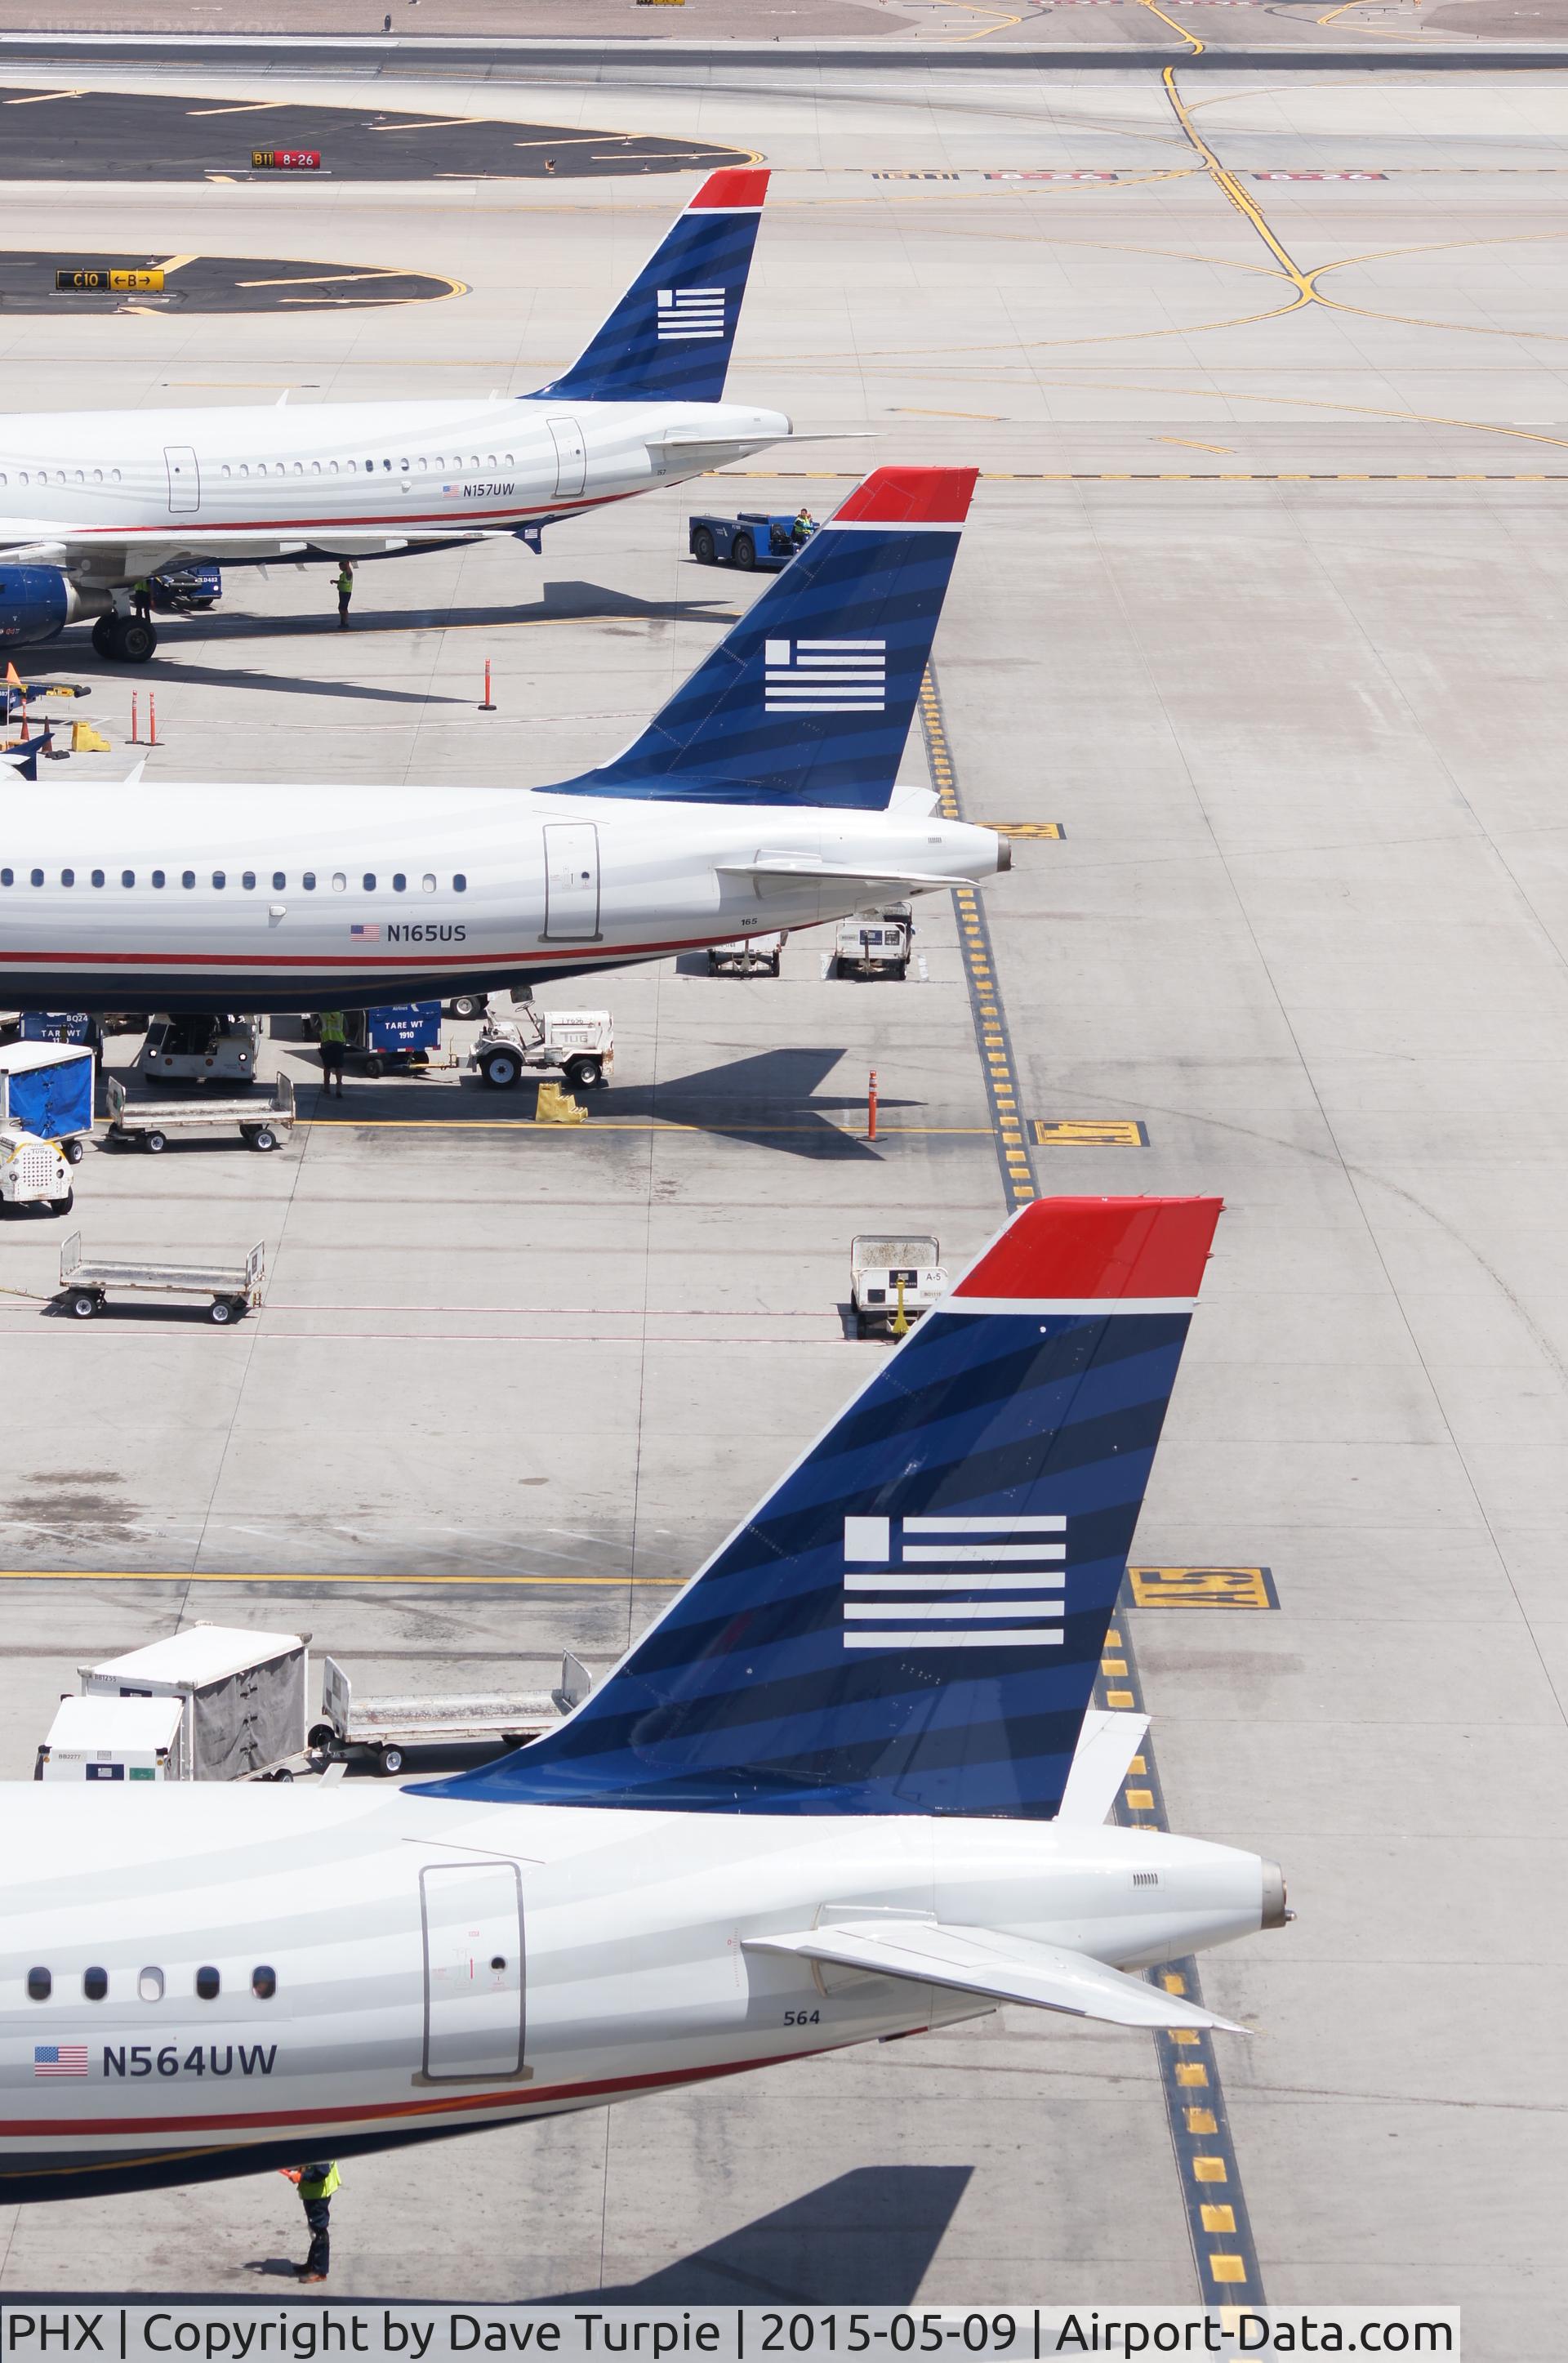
[[0, 1785, 1270, 2200], [0, 785, 1005, 1011], [0, 394, 789, 636]]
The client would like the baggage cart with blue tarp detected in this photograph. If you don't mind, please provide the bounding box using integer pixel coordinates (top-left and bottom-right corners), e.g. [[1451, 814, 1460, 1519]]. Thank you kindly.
[[0, 1040, 95, 1159]]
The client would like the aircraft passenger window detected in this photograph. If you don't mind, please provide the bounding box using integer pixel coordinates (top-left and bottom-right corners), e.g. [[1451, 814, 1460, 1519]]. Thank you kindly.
[[416, 457, 427, 471], [92, 469, 103, 484], [194, 1967, 220, 2001], [122, 870, 134, 887], [364, 459, 372, 471], [74, 470, 83, 484], [151, 870, 165, 889], [453, 874, 467, 893], [252, 1966, 277, 2000], [392, 873, 406, 893], [421, 873, 435, 892], [222, 466, 231, 479], [505, 453, 514, 466], [83, 1968, 108, 2002], [138, 1968, 163, 2003], [273, 872, 286, 891], [181, 871, 195, 889], [17, 470, 28, 485], [0, 869, 11, 886], [399, 458, 409, 473], [485, 455, 496, 469], [240, 464, 250, 479], [29, 869, 42, 887], [243, 872, 256, 890], [291, 462, 303, 476], [310, 461, 321, 475], [26, 1968, 51, 2001], [331, 872, 346, 893], [212, 871, 226, 889], [112, 470, 121, 482], [302, 872, 316, 891], [91, 869, 105, 888], [363, 872, 375, 891], [60, 869, 74, 887], [382, 459, 391, 472]]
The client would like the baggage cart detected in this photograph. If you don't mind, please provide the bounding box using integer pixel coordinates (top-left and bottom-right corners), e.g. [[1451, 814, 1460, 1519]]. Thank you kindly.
[[105, 1072, 293, 1154], [81, 1624, 307, 1779], [310, 1650, 591, 1777], [708, 932, 786, 977], [849, 1233, 947, 1339], [57, 1232, 265, 1323]]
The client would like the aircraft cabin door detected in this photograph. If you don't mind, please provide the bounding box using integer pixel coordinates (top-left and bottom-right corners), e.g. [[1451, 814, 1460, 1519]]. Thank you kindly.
[[547, 416, 586, 502], [164, 445, 200, 514], [542, 822, 601, 939], [420, 1861, 524, 2080]]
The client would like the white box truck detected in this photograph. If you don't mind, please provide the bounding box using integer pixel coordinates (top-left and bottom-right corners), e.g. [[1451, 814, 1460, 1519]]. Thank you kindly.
[[36, 1695, 185, 1782], [79, 1624, 308, 1780]]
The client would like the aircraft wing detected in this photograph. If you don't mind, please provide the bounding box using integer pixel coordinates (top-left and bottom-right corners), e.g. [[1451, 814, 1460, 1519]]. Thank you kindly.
[[742, 1920, 1248, 2033], [715, 859, 970, 889]]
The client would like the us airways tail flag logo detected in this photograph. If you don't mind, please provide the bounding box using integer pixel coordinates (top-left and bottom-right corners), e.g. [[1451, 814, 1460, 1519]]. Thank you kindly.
[[657, 286, 725, 341], [843, 1514, 1068, 1649], [764, 638, 886, 715]]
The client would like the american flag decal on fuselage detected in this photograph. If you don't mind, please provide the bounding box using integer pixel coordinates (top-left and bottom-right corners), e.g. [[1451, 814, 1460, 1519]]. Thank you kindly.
[[842, 1513, 1067, 1649], [34, 2045, 88, 2077], [657, 286, 725, 341], [764, 638, 886, 715]]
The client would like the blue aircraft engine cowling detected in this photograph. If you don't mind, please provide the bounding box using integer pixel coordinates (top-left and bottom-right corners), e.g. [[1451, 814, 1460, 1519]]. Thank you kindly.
[[0, 567, 82, 648]]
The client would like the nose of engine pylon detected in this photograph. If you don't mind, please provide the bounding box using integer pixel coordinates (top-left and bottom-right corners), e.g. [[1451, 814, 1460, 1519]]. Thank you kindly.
[[1261, 1860, 1294, 1928]]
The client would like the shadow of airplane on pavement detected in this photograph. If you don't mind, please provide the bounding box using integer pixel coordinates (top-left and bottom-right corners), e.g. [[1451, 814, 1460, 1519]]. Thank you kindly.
[[550, 2165, 974, 2306]]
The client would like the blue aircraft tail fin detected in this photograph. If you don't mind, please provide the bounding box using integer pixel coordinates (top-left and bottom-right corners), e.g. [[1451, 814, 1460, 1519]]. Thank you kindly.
[[423, 1196, 1223, 1820], [558, 465, 977, 812], [525, 167, 769, 405]]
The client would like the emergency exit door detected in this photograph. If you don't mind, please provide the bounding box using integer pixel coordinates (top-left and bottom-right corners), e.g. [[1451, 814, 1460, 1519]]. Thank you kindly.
[[542, 822, 601, 940], [163, 445, 199, 514], [547, 416, 586, 501], [420, 1861, 524, 2080]]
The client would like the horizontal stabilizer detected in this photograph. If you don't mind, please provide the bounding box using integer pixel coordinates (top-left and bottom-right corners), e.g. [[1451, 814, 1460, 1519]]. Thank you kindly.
[[715, 859, 969, 889], [744, 1921, 1246, 2033], [1056, 1708, 1152, 1829]]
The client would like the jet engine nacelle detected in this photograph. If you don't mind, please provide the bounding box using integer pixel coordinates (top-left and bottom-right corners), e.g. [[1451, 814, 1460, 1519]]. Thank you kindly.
[[0, 567, 105, 649]]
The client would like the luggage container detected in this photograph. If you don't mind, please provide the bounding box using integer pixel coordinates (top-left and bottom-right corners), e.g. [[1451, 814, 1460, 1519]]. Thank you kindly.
[[36, 1694, 184, 1782], [0, 1038, 95, 1157], [80, 1625, 308, 1780]]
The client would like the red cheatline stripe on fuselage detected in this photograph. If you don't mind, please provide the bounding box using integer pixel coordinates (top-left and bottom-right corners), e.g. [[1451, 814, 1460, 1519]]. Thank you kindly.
[[0, 2036, 863, 2146], [0, 930, 720, 971]]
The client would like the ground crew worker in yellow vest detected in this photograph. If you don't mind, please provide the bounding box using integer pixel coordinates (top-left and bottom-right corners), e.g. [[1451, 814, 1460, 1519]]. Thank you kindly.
[[131, 578, 152, 623], [282, 2159, 339, 2282], [316, 1010, 347, 1099], [336, 563, 354, 629], [791, 506, 816, 547]]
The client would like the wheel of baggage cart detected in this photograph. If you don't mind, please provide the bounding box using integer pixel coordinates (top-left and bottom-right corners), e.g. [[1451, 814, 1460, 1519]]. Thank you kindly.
[[693, 526, 716, 565], [243, 1123, 278, 1152], [67, 1289, 99, 1320], [45, 1188, 73, 1218], [145, 1129, 167, 1153], [308, 1723, 334, 1752], [448, 992, 484, 1020], [62, 1139, 83, 1166], [566, 1056, 604, 1090], [378, 1745, 405, 1777], [481, 1048, 521, 1088], [208, 1295, 247, 1326], [732, 533, 756, 572], [363, 1054, 385, 1080]]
